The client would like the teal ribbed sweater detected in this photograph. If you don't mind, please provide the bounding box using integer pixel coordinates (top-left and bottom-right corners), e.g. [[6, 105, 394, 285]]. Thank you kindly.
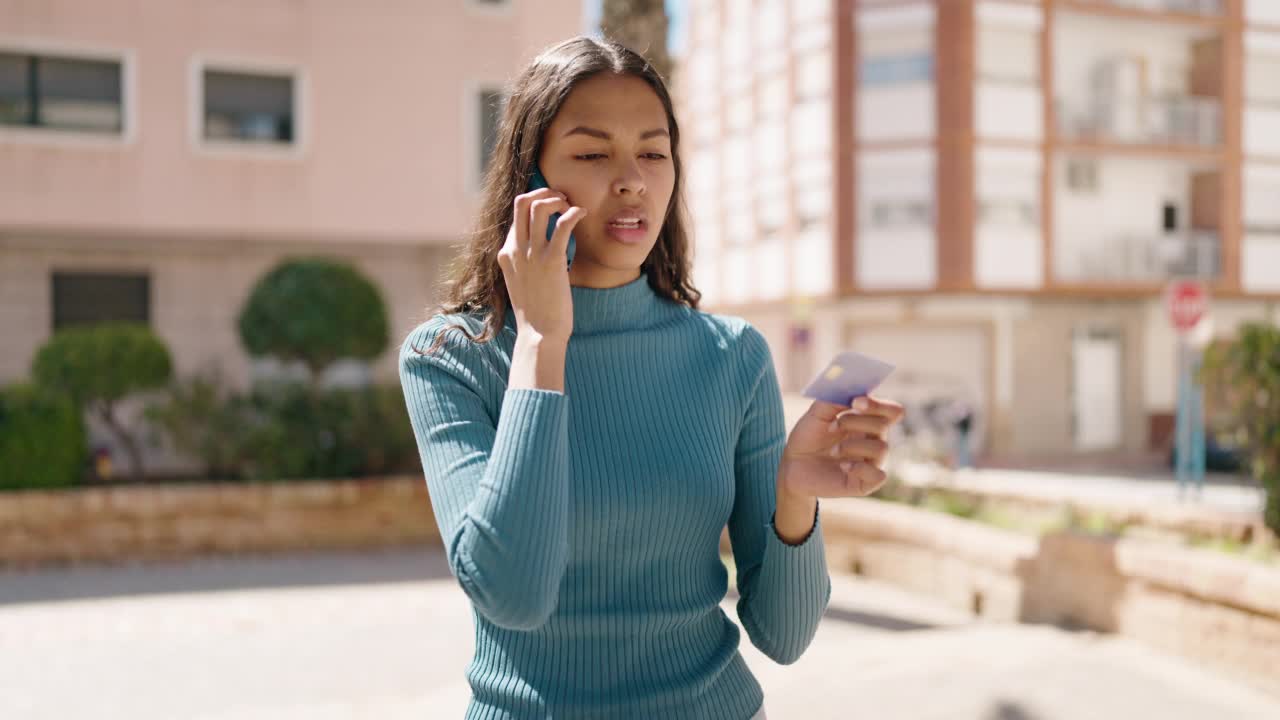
[[399, 271, 831, 719]]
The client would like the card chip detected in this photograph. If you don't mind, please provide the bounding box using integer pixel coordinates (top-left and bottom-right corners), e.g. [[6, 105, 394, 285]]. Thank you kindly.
[[824, 366, 844, 380]]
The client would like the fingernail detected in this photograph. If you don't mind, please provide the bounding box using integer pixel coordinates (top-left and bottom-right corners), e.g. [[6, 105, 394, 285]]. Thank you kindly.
[[839, 461, 853, 473], [828, 419, 839, 433], [852, 397, 870, 412], [828, 445, 840, 458]]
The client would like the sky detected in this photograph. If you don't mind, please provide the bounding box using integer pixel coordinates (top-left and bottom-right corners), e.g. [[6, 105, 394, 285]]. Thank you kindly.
[[584, 0, 689, 57]]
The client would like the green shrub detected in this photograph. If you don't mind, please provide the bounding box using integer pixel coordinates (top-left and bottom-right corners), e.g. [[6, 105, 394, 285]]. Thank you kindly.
[[145, 375, 417, 482], [31, 323, 172, 482], [238, 383, 418, 481], [1201, 323, 1280, 535], [143, 369, 251, 480], [0, 383, 87, 490], [238, 258, 390, 383]]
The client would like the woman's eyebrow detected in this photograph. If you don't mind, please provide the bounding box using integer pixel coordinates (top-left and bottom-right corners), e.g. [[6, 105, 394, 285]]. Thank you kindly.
[[563, 126, 670, 140]]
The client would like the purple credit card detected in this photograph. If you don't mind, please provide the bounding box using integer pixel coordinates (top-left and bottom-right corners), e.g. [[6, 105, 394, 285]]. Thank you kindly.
[[801, 351, 896, 407]]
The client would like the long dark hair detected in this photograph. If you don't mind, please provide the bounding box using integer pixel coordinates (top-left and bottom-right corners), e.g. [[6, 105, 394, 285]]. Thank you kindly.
[[416, 36, 700, 356]]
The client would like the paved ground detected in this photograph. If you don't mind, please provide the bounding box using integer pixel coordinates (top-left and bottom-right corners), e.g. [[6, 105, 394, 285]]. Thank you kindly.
[[3, 546, 1279, 719]]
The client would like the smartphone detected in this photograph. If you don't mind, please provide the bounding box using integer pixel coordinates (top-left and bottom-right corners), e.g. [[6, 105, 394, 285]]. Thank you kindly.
[[527, 165, 577, 269]]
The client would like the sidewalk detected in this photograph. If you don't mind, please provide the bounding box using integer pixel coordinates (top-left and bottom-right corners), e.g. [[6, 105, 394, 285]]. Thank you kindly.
[[4, 547, 1279, 719], [895, 460, 1266, 520]]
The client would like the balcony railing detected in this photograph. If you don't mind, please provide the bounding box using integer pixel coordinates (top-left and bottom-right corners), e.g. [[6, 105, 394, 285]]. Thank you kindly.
[[1057, 95, 1221, 148], [1062, 232, 1220, 283], [1077, 0, 1223, 15]]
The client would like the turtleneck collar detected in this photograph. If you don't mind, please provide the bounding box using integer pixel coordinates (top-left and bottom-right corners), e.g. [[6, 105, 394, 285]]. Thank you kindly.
[[503, 271, 669, 336]]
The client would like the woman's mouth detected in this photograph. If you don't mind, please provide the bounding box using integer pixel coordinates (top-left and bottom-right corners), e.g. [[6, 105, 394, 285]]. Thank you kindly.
[[606, 218, 648, 244]]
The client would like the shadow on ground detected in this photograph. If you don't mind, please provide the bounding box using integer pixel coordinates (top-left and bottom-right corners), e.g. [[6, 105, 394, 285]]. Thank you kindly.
[[986, 699, 1041, 720], [726, 586, 941, 632]]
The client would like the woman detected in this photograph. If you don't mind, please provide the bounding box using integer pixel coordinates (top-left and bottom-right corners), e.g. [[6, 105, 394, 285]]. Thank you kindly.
[[400, 37, 904, 720]]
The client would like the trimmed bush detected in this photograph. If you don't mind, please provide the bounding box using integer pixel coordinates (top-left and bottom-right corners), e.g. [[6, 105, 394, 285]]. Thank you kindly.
[[31, 323, 172, 482], [238, 258, 390, 383], [0, 383, 87, 490]]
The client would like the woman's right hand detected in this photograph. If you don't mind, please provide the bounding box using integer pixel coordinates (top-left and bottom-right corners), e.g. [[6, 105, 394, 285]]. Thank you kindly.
[[498, 188, 585, 344]]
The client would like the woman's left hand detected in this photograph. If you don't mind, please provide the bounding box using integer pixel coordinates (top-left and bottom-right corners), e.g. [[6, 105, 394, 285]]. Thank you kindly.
[[780, 395, 905, 498]]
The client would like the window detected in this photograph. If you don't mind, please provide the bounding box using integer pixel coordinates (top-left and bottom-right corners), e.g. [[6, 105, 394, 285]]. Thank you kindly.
[[795, 52, 830, 101], [977, 27, 1038, 85], [52, 272, 150, 331], [0, 51, 122, 134], [867, 200, 933, 228], [1246, 54, 1280, 107], [203, 69, 295, 144], [477, 88, 505, 179], [861, 53, 933, 86], [978, 199, 1038, 226]]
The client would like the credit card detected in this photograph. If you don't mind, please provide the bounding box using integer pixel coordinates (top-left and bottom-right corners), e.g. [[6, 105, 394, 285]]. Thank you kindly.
[[801, 351, 896, 407]]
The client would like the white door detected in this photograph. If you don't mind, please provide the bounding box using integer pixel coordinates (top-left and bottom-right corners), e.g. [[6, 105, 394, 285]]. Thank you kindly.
[[1072, 329, 1122, 451]]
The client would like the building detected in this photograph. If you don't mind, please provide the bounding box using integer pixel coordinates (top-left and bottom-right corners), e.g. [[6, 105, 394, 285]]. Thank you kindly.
[[0, 0, 582, 470], [680, 0, 1280, 463]]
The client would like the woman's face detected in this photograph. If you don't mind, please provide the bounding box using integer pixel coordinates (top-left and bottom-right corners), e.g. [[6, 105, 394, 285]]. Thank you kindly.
[[538, 72, 676, 288]]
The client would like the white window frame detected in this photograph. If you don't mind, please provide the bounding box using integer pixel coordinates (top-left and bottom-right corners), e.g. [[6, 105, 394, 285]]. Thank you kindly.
[[464, 0, 515, 18], [189, 54, 306, 160], [0, 36, 136, 147], [464, 79, 508, 195]]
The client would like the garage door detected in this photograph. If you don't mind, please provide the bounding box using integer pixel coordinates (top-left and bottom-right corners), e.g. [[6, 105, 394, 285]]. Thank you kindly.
[[848, 325, 991, 453]]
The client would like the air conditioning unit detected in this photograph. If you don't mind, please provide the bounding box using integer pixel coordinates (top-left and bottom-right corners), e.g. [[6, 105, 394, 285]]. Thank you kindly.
[[1066, 158, 1099, 192]]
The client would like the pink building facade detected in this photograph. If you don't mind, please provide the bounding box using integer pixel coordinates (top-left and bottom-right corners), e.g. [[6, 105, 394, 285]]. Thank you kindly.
[[0, 0, 584, 388]]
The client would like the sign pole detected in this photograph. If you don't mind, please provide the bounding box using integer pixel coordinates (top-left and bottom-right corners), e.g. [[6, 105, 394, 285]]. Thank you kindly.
[[1175, 336, 1189, 497], [1168, 279, 1209, 501], [1191, 344, 1205, 496]]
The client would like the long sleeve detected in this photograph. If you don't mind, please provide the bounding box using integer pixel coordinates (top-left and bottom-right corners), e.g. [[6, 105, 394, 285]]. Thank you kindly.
[[399, 320, 570, 631], [728, 325, 832, 665]]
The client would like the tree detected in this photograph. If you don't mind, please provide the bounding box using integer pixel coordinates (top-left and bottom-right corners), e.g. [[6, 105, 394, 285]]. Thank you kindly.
[[238, 258, 390, 386], [1200, 323, 1280, 535], [31, 323, 173, 483], [601, 0, 672, 81]]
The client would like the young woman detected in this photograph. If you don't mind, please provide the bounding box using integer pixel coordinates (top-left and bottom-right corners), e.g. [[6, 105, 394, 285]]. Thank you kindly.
[[400, 36, 904, 720]]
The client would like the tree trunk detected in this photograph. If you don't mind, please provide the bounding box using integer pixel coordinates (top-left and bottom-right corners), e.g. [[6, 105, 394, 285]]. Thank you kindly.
[[601, 0, 672, 81], [97, 401, 146, 483]]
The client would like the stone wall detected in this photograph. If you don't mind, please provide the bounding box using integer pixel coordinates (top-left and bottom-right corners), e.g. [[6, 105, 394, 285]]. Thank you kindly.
[[821, 499, 1280, 698], [0, 477, 439, 570]]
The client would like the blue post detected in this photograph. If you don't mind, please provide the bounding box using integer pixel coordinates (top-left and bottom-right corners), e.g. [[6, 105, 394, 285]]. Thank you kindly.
[[1191, 348, 1206, 495], [1175, 337, 1206, 500], [1175, 339, 1189, 497]]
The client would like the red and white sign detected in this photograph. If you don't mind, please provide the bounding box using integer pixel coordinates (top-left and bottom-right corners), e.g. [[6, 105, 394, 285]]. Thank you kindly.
[[1167, 280, 1208, 333]]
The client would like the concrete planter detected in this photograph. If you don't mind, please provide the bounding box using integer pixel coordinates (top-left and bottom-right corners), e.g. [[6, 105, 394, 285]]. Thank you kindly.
[[821, 498, 1280, 698]]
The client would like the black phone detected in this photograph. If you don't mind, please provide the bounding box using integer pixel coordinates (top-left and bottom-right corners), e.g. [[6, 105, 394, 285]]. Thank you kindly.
[[527, 165, 577, 269]]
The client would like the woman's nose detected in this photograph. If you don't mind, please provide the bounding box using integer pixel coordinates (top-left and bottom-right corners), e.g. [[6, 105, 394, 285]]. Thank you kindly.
[[611, 163, 646, 196]]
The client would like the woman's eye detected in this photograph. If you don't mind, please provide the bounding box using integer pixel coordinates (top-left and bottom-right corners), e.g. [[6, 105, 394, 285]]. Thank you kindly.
[[575, 153, 607, 161], [643, 153, 668, 160]]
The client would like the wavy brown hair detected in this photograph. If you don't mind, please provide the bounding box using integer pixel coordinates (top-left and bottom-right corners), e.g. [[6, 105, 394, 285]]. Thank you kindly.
[[416, 36, 700, 357]]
